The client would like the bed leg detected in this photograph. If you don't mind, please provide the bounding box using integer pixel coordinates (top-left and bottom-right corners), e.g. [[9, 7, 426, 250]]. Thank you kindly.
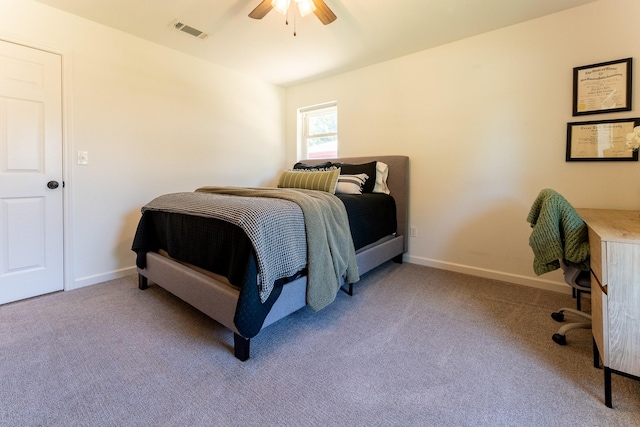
[[340, 283, 353, 296], [392, 254, 403, 264], [234, 333, 250, 361], [138, 274, 148, 290]]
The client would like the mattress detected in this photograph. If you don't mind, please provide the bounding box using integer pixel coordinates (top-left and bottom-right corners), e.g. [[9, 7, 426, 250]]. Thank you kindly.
[[336, 193, 397, 250]]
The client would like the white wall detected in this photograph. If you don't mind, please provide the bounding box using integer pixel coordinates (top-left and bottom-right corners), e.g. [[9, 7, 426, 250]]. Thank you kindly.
[[0, 0, 286, 289], [2, 0, 636, 295], [285, 0, 640, 293]]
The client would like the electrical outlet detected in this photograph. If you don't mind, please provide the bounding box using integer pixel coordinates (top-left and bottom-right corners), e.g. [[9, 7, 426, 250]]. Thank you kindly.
[[410, 226, 417, 237]]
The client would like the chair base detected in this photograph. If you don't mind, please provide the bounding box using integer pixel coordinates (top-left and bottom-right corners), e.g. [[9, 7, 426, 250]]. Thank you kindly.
[[552, 333, 567, 345], [551, 308, 592, 345], [552, 307, 592, 322]]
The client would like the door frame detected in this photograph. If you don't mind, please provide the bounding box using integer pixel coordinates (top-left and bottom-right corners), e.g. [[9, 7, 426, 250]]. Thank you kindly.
[[0, 34, 75, 292]]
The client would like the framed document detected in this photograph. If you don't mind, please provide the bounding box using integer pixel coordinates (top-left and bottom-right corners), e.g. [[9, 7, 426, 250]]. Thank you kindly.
[[566, 118, 640, 161], [572, 58, 632, 116]]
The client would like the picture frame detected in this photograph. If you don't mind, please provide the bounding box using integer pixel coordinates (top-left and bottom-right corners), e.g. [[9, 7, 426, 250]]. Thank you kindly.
[[566, 118, 640, 161], [572, 58, 632, 116]]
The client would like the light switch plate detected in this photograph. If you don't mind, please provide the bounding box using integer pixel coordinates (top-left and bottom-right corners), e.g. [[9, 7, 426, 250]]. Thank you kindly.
[[77, 151, 89, 165]]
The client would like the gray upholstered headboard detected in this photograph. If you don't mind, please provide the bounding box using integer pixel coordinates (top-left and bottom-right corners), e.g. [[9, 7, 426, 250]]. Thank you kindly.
[[300, 156, 409, 253]]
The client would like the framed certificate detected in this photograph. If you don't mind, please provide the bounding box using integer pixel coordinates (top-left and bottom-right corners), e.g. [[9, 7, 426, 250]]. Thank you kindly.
[[572, 58, 632, 116], [566, 118, 640, 161]]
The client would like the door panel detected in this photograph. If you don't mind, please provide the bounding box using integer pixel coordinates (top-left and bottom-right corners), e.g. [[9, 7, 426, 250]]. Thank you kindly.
[[6, 197, 45, 272], [0, 40, 63, 304], [6, 99, 44, 171]]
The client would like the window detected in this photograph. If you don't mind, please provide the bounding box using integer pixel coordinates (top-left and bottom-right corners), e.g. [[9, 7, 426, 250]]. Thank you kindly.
[[298, 102, 337, 159]]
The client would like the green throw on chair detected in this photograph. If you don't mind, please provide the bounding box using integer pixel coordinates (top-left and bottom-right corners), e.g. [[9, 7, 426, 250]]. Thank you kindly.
[[527, 189, 591, 345]]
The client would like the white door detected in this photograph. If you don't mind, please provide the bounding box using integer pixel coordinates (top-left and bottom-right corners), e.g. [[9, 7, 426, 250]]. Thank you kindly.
[[0, 40, 63, 304]]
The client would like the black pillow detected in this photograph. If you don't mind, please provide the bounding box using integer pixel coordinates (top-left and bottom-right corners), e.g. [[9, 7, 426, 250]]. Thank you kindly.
[[293, 161, 335, 171], [333, 161, 377, 193]]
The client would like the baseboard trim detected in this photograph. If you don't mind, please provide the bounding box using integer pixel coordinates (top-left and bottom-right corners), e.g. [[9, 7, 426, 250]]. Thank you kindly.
[[404, 255, 571, 295], [69, 258, 570, 296], [70, 266, 137, 290]]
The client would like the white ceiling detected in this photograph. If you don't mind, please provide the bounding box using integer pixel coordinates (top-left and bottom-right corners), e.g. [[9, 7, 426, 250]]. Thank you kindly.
[[35, 0, 598, 87]]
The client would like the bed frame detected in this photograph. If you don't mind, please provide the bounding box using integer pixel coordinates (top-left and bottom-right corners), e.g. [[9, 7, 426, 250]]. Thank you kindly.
[[137, 155, 409, 360]]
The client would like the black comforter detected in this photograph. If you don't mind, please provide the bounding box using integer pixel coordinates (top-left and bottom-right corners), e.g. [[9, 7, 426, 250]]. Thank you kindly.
[[131, 192, 396, 337]]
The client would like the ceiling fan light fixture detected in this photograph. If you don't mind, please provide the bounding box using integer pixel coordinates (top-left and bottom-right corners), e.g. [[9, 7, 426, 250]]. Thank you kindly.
[[271, 0, 291, 15], [296, 0, 316, 17], [249, 0, 336, 29]]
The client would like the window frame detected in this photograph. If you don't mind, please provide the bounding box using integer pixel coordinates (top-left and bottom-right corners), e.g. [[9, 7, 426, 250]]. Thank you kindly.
[[298, 101, 338, 160]]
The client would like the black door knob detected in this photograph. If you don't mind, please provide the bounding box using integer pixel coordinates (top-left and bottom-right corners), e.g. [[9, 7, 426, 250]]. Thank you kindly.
[[47, 181, 59, 189]]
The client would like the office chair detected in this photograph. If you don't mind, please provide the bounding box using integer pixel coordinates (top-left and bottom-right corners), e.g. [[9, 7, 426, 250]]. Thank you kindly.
[[551, 259, 592, 345]]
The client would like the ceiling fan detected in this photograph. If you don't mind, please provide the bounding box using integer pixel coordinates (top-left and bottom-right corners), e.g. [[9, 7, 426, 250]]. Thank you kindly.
[[249, 0, 337, 25]]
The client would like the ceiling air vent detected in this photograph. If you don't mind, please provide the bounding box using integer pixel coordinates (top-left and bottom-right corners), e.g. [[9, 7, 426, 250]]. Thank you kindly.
[[170, 20, 209, 40]]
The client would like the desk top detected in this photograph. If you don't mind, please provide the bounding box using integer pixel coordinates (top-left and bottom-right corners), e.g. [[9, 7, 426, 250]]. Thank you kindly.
[[576, 208, 640, 244]]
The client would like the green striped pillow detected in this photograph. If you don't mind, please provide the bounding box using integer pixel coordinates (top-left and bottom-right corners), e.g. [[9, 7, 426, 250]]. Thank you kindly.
[[277, 168, 340, 193]]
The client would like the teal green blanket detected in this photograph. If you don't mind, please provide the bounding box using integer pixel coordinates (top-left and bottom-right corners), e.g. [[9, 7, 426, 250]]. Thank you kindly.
[[527, 189, 590, 275]]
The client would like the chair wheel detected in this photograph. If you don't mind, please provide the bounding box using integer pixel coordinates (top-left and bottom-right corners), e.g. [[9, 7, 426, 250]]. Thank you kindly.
[[552, 333, 567, 345], [551, 312, 564, 322]]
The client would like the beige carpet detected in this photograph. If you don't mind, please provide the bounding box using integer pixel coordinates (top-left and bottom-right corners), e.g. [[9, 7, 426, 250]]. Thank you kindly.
[[1, 262, 639, 426]]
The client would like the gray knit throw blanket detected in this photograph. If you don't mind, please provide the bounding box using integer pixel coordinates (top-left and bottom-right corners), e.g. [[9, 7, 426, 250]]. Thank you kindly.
[[142, 191, 307, 304], [196, 187, 359, 311], [527, 188, 590, 275]]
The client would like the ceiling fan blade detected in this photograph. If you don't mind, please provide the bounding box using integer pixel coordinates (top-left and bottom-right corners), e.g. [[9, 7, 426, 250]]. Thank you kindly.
[[313, 0, 337, 25], [249, 0, 273, 19]]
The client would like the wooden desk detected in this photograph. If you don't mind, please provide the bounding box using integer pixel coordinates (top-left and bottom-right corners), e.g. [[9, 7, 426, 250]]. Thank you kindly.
[[576, 208, 640, 408]]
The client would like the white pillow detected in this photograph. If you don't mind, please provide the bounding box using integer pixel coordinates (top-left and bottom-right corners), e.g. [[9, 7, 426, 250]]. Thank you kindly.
[[373, 162, 390, 194], [336, 173, 369, 194]]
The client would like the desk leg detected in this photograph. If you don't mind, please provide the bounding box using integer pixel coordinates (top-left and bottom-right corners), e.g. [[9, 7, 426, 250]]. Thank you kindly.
[[604, 367, 612, 408], [593, 338, 600, 369]]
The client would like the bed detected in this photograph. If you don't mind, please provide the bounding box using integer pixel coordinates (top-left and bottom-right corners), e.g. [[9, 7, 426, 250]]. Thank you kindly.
[[132, 155, 409, 360]]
